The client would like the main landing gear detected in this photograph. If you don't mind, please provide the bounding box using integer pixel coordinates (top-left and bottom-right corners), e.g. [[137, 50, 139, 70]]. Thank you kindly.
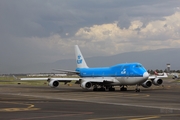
[[92, 85, 141, 92], [93, 85, 105, 91], [120, 86, 127, 91], [93, 85, 98, 91], [93, 85, 115, 91], [120, 85, 141, 92], [108, 86, 115, 91]]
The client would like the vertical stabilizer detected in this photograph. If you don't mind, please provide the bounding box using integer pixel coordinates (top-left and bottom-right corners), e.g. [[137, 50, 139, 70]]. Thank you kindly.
[[75, 45, 88, 68]]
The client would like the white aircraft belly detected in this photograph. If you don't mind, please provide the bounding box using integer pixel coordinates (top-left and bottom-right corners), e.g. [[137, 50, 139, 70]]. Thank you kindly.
[[116, 77, 146, 85], [81, 76, 147, 86]]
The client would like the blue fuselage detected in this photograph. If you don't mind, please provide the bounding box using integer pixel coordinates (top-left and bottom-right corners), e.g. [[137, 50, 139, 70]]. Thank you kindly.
[[76, 63, 147, 77]]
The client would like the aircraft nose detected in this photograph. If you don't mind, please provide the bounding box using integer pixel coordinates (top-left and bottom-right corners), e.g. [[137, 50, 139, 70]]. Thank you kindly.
[[143, 72, 149, 78]]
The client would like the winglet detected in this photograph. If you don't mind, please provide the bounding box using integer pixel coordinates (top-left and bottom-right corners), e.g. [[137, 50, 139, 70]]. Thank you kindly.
[[75, 45, 88, 68]]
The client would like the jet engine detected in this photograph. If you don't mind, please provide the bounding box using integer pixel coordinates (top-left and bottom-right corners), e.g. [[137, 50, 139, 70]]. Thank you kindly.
[[142, 80, 152, 88], [48, 80, 59, 88], [81, 82, 92, 89], [152, 78, 163, 86]]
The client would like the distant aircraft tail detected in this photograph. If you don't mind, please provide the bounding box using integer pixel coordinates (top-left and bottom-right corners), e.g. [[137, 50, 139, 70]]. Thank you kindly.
[[75, 45, 88, 68], [154, 71, 159, 75]]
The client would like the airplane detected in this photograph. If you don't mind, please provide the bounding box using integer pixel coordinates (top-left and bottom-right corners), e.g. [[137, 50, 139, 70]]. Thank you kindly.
[[172, 73, 179, 79], [21, 45, 167, 92]]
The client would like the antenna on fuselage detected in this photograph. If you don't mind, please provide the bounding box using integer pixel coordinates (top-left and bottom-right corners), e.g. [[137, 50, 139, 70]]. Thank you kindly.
[[75, 45, 89, 68]]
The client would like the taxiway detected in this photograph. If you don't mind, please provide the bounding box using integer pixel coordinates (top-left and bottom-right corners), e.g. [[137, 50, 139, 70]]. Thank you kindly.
[[0, 79, 180, 120]]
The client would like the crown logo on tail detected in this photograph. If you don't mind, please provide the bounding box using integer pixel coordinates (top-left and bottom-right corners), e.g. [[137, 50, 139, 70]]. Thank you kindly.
[[77, 55, 82, 64]]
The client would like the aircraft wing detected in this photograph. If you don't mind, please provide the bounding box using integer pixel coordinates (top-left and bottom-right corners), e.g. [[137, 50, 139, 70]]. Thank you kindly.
[[21, 77, 112, 82], [21, 78, 49, 80], [149, 73, 168, 79], [21, 77, 80, 81], [20, 77, 80, 88], [81, 78, 114, 83], [52, 69, 79, 74]]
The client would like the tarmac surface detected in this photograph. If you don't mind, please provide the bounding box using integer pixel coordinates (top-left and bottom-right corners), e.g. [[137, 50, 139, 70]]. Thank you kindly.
[[0, 79, 180, 120]]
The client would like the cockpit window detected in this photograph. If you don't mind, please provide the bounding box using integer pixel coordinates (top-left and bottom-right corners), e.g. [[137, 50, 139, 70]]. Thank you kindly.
[[135, 65, 142, 68]]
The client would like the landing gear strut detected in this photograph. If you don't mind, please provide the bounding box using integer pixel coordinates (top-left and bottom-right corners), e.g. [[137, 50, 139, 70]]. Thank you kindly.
[[135, 85, 140, 92], [108, 86, 115, 91], [93, 85, 98, 91], [120, 86, 127, 91]]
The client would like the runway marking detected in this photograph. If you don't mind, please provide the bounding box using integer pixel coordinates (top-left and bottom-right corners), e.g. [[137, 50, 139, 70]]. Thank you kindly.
[[128, 116, 160, 120], [2, 92, 180, 111], [0, 101, 40, 112], [0, 107, 39, 112], [11, 112, 93, 120], [51, 92, 150, 99], [87, 115, 159, 120], [69, 93, 143, 100], [87, 114, 180, 120]]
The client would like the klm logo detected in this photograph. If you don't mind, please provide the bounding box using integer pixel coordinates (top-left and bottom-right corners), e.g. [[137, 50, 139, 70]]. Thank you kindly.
[[121, 69, 126, 74], [77, 55, 82, 64]]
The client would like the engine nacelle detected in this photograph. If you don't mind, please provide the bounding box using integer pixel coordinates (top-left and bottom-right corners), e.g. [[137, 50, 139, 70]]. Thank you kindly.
[[48, 80, 59, 88], [142, 80, 152, 88], [81, 82, 92, 89], [152, 78, 163, 86]]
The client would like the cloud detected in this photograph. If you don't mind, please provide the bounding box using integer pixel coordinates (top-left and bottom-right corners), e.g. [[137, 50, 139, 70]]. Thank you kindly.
[[18, 12, 180, 59], [1, 0, 180, 73], [74, 12, 180, 54], [11, 11, 179, 65]]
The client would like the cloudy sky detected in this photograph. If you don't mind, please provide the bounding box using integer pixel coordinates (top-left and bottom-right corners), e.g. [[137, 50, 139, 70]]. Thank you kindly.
[[0, 0, 180, 73]]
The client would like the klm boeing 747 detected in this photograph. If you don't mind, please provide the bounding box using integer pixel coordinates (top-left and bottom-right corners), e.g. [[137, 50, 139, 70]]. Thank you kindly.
[[21, 45, 167, 92]]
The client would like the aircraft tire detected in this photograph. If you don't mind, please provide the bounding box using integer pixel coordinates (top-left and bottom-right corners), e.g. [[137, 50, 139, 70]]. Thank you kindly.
[[135, 89, 140, 92], [93, 88, 98, 91], [99, 87, 106, 91], [120, 87, 127, 91], [109, 87, 115, 91]]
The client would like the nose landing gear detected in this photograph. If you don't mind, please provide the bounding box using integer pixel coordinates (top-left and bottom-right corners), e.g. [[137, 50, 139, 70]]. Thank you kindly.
[[135, 84, 140, 92]]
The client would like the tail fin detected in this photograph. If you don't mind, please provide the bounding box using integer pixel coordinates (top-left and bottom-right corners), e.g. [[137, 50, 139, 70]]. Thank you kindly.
[[154, 71, 159, 75], [75, 45, 88, 68]]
